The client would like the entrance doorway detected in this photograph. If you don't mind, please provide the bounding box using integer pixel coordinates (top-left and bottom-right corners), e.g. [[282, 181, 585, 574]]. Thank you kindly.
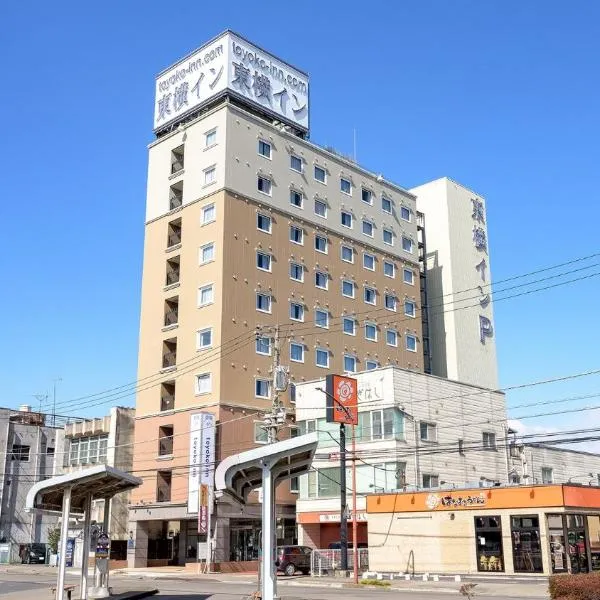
[[474, 516, 504, 572], [567, 514, 588, 574]]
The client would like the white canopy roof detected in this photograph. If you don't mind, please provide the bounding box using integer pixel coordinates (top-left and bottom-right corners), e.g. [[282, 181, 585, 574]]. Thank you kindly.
[[215, 432, 319, 505], [26, 465, 142, 513]]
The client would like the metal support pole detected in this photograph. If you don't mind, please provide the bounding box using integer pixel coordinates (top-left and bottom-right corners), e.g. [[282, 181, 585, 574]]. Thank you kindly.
[[81, 493, 92, 600], [261, 460, 277, 600], [56, 486, 72, 600], [339, 423, 348, 573], [351, 425, 358, 584]]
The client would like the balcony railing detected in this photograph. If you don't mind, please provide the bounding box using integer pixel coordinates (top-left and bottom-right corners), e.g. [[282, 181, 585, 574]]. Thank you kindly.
[[166, 269, 180, 285], [159, 437, 173, 456], [164, 309, 178, 326], [171, 159, 184, 174], [160, 394, 174, 411], [167, 230, 182, 247], [162, 351, 176, 369], [169, 195, 183, 210]]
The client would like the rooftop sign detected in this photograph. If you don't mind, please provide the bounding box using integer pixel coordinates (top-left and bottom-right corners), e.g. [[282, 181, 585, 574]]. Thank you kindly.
[[154, 31, 309, 133]]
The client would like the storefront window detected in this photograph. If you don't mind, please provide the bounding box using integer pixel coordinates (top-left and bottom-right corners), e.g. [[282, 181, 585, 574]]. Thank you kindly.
[[511, 515, 543, 573], [547, 514, 567, 573], [567, 514, 589, 574], [587, 515, 600, 571], [474, 516, 504, 572]]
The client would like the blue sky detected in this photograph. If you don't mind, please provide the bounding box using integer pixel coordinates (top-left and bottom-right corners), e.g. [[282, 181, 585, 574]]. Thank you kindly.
[[2, 1, 600, 442]]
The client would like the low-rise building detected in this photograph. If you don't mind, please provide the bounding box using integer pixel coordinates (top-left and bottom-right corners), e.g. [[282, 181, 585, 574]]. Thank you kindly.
[[0, 406, 63, 563]]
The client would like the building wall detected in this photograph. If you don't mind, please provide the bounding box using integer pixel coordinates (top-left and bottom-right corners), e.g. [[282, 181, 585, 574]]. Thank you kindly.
[[0, 409, 62, 546], [412, 178, 498, 390]]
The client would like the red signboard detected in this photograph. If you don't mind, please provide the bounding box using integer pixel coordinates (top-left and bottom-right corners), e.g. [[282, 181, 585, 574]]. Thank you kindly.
[[325, 374, 358, 425], [198, 484, 209, 534]]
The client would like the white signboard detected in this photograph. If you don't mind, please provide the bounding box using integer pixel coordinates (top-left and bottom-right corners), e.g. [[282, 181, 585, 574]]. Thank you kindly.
[[318, 512, 367, 523], [154, 31, 309, 132], [200, 412, 216, 515], [188, 413, 203, 512]]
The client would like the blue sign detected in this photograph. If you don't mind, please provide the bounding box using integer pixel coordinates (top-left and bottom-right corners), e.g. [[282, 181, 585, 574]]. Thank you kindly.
[[65, 538, 75, 568]]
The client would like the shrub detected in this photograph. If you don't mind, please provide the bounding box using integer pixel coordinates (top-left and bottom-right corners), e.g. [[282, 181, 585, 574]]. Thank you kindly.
[[549, 573, 600, 600], [360, 579, 391, 587]]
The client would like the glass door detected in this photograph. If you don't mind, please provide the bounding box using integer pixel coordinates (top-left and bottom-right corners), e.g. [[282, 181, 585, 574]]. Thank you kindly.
[[547, 514, 567, 573], [511, 515, 543, 573], [587, 515, 600, 571], [567, 515, 589, 574]]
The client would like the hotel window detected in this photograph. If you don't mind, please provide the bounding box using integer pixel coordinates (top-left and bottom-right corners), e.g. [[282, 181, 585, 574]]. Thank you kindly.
[[342, 280, 355, 298], [404, 300, 416, 317], [384, 261, 395, 278], [256, 293, 272, 313], [199, 242, 215, 265], [290, 262, 304, 282], [341, 210, 353, 228], [196, 327, 212, 350], [402, 236, 413, 253], [363, 253, 375, 271], [314, 165, 326, 183], [256, 251, 271, 272], [386, 329, 398, 347], [406, 334, 417, 352], [382, 196, 392, 214], [290, 225, 304, 245], [483, 432, 497, 450], [203, 166, 216, 185], [541, 467, 554, 484], [202, 203, 215, 225], [205, 129, 216, 147], [255, 378, 271, 399], [315, 271, 328, 289], [256, 336, 271, 355], [254, 421, 268, 444], [315, 309, 329, 328], [171, 145, 184, 174], [316, 348, 329, 368], [365, 360, 379, 370], [403, 268, 414, 284], [290, 302, 304, 322], [362, 188, 373, 204], [290, 342, 304, 362], [341, 245, 353, 263], [364, 287, 376, 305], [290, 154, 302, 172], [314, 199, 327, 217], [198, 284, 214, 307], [257, 212, 272, 233], [258, 139, 271, 158], [290, 190, 303, 208], [340, 177, 352, 195], [257, 175, 272, 196], [420, 421, 437, 442], [343, 354, 357, 373], [385, 294, 397, 311], [343, 317, 356, 336], [362, 219, 374, 237], [383, 228, 394, 245], [195, 373, 212, 395], [422, 474, 439, 489], [400, 206, 411, 222], [365, 322, 377, 341], [315, 235, 328, 253]]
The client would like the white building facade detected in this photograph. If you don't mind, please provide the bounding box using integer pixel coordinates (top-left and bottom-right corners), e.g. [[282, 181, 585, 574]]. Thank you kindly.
[[411, 177, 498, 390]]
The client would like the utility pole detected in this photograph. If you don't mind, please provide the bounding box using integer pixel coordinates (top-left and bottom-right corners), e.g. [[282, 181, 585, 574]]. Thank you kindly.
[[264, 325, 287, 443]]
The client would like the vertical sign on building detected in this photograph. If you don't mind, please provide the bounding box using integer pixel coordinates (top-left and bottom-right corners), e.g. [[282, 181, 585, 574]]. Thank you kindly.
[[188, 413, 203, 513], [198, 412, 215, 534]]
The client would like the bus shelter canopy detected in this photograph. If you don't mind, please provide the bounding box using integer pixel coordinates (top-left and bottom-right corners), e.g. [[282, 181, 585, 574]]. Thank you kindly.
[[25, 464, 143, 513]]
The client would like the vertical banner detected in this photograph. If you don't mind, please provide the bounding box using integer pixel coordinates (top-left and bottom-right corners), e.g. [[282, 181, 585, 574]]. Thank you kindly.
[[198, 483, 209, 534], [188, 413, 203, 513]]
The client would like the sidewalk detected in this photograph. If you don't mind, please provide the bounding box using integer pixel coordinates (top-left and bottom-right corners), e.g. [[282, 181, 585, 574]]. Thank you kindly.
[[111, 567, 551, 598]]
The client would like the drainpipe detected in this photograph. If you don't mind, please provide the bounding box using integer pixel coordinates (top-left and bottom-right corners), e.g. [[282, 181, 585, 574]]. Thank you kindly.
[[503, 425, 510, 484], [30, 425, 42, 543]]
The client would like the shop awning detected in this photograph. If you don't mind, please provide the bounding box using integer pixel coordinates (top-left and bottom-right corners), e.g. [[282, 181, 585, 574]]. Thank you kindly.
[[25, 464, 143, 513], [215, 432, 319, 505]]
